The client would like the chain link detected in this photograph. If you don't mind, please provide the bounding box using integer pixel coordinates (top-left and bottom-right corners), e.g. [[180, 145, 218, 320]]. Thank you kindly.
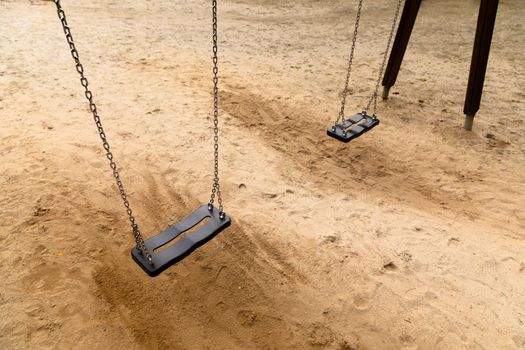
[[208, 0, 225, 218], [52, 0, 152, 264], [335, 0, 364, 126], [363, 0, 403, 116]]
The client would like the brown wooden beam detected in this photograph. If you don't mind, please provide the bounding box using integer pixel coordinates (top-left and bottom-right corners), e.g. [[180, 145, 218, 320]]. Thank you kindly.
[[463, 0, 499, 130], [381, 0, 422, 99]]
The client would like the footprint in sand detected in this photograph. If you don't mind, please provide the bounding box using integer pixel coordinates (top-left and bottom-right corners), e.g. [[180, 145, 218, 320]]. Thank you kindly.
[[447, 237, 461, 246], [383, 261, 399, 272], [307, 322, 336, 347], [352, 292, 374, 311], [512, 335, 525, 348], [398, 251, 413, 263], [237, 310, 257, 327], [501, 256, 524, 273], [215, 265, 229, 287]]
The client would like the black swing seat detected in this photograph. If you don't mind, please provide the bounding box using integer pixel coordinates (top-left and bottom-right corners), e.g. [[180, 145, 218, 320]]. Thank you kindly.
[[327, 112, 380, 142], [131, 204, 231, 277]]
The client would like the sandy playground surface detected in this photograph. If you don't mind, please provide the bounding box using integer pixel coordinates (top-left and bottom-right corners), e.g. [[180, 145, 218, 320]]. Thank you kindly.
[[1, 0, 524, 349]]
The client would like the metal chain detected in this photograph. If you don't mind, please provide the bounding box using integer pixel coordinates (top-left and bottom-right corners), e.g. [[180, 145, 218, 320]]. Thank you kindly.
[[52, 0, 152, 264], [363, 0, 403, 116], [208, 0, 225, 219], [335, 0, 364, 126]]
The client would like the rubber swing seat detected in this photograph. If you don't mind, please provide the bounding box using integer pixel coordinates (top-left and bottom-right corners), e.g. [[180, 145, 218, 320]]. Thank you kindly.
[[327, 112, 379, 142], [131, 204, 231, 277]]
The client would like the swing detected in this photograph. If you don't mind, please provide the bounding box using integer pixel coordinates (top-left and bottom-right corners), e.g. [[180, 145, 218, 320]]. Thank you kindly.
[[131, 205, 229, 276], [327, 0, 403, 143], [53, 0, 230, 277], [328, 112, 379, 143]]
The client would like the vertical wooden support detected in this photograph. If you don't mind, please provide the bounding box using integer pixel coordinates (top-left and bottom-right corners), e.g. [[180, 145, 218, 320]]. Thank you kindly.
[[463, 0, 499, 130], [381, 0, 422, 100]]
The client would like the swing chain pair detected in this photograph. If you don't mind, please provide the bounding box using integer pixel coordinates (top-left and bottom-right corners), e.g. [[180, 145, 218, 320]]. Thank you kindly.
[[53, 0, 152, 264], [336, 0, 364, 126], [363, 0, 404, 117], [209, 0, 225, 219]]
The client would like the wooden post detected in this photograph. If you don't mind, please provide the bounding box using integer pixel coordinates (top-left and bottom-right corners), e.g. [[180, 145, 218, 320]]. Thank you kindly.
[[463, 0, 499, 130], [381, 0, 422, 100]]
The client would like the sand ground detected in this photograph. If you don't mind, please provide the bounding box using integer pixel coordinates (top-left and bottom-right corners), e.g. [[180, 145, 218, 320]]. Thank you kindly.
[[1, 0, 524, 349]]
